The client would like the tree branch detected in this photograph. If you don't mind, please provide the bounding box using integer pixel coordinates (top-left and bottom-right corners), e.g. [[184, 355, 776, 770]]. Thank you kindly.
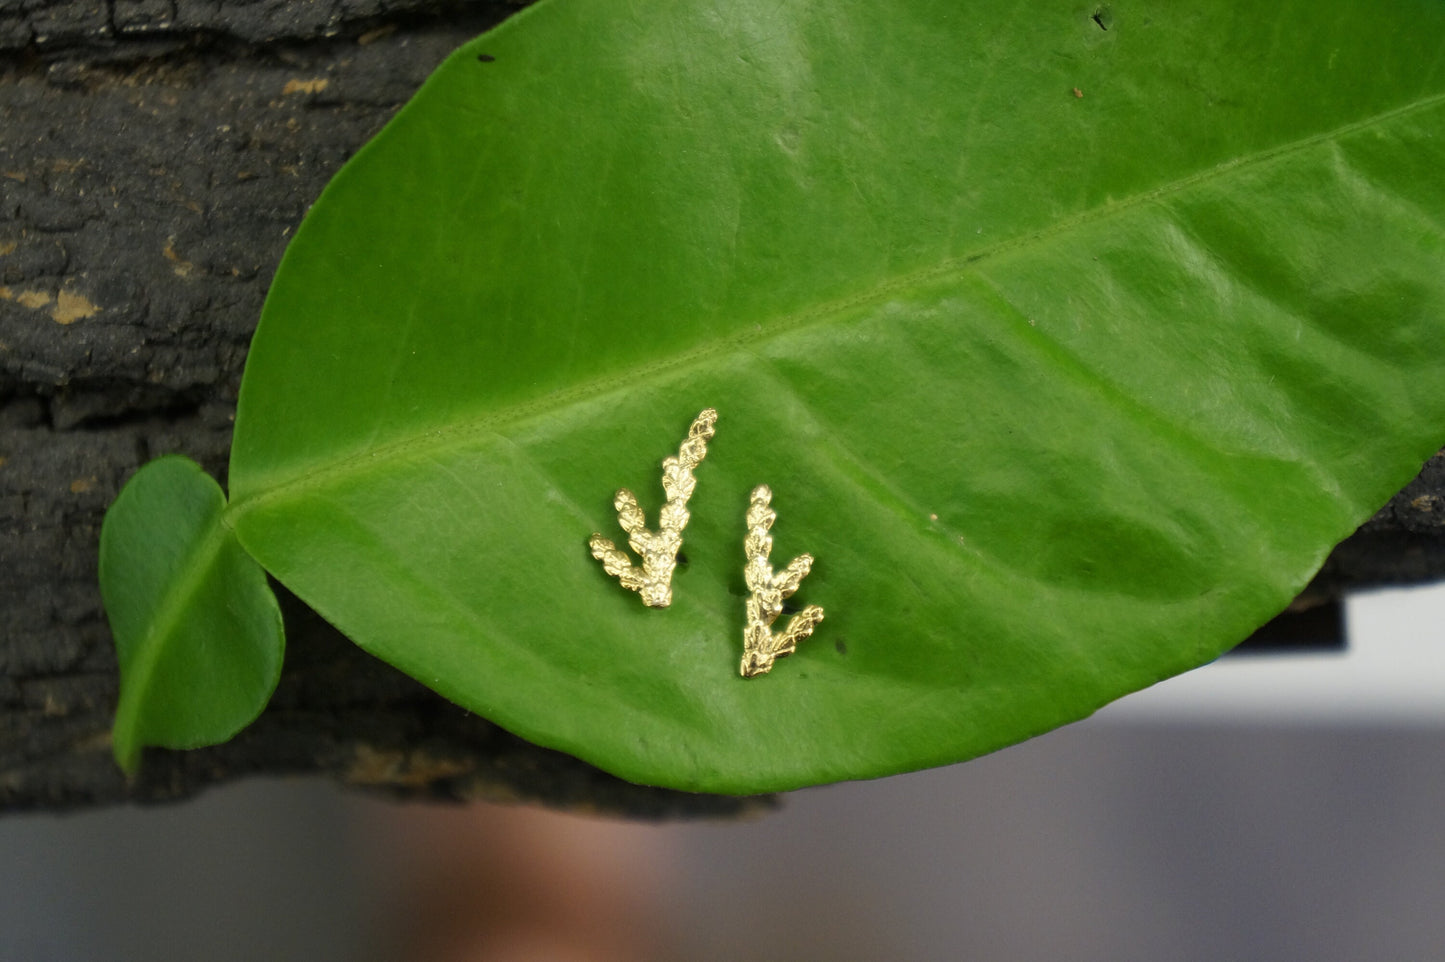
[[2, 0, 1440, 816]]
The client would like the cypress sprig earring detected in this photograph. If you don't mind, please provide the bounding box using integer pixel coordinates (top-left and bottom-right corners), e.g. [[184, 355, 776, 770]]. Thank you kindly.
[[589, 408, 717, 608], [740, 484, 824, 677]]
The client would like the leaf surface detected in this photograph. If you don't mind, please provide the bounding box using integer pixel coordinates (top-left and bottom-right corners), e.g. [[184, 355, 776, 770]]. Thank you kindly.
[[226, 0, 1445, 792], [101, 456, 284, 772]]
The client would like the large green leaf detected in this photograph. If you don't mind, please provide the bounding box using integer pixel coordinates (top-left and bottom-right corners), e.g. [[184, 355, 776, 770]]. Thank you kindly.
[[107, 0, 1445, 792]]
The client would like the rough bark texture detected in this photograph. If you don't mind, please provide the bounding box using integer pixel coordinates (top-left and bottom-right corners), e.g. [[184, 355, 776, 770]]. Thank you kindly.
[[1, 0, 1442, 817]]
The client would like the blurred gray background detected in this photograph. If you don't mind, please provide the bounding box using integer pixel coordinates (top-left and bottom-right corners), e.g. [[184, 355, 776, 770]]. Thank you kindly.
[[3, 584, 1442, 962]]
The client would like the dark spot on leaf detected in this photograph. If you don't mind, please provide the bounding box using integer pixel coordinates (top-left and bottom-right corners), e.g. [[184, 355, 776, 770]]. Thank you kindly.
[[476, 53, 496, 63], [675, 552, 689, 569], [1092, 6, 1113, 30], [781, 600, 800, 615], [834, 637, 848, 655]]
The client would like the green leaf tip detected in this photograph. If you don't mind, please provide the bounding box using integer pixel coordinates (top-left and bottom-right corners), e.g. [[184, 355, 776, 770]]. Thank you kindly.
[[100, 455, 285, 774]]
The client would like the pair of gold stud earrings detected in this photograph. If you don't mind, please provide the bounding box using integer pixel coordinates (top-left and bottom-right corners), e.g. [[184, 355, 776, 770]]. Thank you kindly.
[[588, 408, 825, 678]]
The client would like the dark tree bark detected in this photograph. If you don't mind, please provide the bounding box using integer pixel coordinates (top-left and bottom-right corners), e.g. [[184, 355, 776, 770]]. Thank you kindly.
[[1, 0, 1441, 817]]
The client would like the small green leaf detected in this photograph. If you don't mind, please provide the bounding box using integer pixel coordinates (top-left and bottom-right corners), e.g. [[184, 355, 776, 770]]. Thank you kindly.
[[100, 456, 284, 773]]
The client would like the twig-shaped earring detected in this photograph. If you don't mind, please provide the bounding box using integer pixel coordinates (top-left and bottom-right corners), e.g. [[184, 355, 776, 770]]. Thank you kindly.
[[741, 484, 824, 677], [589, 408, 718, 608]]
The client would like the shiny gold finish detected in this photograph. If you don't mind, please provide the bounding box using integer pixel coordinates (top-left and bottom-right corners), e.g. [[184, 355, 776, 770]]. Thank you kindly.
[[589, 408, 718, 608], [741, 484, 824, 678]]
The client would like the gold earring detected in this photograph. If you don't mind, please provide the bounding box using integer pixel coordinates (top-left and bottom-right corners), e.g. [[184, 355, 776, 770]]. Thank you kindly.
[[740, 484, 824, 677], [589, 408, 717, 608]]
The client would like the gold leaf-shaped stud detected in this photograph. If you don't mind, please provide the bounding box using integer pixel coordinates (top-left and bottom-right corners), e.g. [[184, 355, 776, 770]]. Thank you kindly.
[[589, 408, 718, 608], [741, 484, 824, 677]]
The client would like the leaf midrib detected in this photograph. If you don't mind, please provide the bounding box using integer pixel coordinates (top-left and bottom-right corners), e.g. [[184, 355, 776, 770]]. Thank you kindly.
[[226, 88, 1445, 525]]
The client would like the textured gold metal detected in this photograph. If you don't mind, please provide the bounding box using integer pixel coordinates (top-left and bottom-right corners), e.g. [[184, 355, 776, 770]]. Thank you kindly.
[[589, 408, 718, 608], [740, 484, 825, 678]]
